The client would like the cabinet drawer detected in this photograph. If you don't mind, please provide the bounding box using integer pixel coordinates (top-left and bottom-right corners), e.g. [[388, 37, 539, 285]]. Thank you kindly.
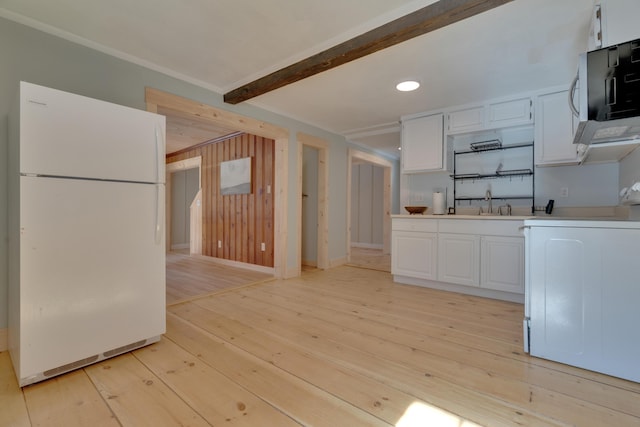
[[392, 218, 438, 232]]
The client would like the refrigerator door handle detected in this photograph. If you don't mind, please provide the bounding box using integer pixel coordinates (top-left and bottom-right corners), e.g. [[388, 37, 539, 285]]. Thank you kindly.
[[523, 318, 530, 353], [155, 126, 164, 184], [155, 184, 163, 245]]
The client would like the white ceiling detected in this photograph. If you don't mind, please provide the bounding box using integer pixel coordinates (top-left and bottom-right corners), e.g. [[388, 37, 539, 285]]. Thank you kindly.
[[0, 0, 595, 158]]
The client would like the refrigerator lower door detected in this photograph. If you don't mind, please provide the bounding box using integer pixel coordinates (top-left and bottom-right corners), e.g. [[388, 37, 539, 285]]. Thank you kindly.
[[15, 176, 165, 386]]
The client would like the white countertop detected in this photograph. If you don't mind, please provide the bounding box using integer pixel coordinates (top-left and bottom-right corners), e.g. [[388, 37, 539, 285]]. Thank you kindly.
[[524, 218, 640, 229], [392, 214, 639, 224], [392, 214, 533, 220]]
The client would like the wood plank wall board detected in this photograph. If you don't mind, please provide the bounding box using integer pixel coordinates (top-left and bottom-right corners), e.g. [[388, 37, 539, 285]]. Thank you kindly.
[[255, 139, 265, 266], [167, 133, 275, 267]]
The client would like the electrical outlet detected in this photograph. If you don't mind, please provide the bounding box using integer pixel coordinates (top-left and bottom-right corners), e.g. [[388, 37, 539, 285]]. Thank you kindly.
[[560, 187, 569, 198], [261, 242, 266, 251], [218, 240, 222, 248]]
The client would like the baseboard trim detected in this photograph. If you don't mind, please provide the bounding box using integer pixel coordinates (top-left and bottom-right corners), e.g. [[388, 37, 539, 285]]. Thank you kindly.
[[392, 275, 524, 304], [351, 242, 384, 250], [301, 259, 317, 267], [0, 328, 7, 352], [170, 243, 190, 250], [198, 255, 275, 275], [329, 257, 347, 268]]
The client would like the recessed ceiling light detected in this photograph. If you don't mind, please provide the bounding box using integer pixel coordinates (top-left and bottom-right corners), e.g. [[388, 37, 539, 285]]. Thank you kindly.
[[396, 81, 420, 92]]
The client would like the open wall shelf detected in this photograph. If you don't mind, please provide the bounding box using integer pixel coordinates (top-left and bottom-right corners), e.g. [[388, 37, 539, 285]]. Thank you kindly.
[[451, 142, 534, 214]]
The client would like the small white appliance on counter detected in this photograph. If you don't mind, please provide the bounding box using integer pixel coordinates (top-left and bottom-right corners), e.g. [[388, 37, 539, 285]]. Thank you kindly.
[[620, 182, 640, 205], [8, 82, 166, 386], [523, 219, 640, 383], [432, 191, 446, 215]]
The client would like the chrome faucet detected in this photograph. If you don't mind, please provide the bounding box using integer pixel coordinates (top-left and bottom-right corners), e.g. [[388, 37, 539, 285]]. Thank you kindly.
[[499, 204, 512, 216], [485, 189, 492, 214]]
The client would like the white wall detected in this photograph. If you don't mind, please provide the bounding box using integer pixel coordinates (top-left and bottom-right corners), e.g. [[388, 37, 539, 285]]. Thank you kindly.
[[402, 150, 620, 215], [351, 163, 384, 247], [0, 17, 353, 330], [302, 146, 319, 265], [170, 168, 199, 249], [620, 146, 640, 219]]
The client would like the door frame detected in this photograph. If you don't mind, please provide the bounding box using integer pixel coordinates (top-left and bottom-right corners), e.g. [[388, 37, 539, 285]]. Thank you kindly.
[[166, 156, 202, 253], [347, 149, 392, 261], [297, 132, 329, 274], [146, 88, 290, 278]]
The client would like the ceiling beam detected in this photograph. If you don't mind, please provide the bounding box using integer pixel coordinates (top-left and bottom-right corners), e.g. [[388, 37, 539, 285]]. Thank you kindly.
[[224, 0, 513, 104]]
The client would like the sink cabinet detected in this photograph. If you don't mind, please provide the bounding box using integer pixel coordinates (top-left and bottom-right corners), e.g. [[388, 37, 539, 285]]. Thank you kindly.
[[437, 233, 480, 286], [480, 235, 524, 293], [392, 217, 525, 302]]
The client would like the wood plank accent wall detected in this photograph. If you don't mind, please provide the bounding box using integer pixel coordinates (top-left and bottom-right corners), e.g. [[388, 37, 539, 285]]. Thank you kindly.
[[167, 133, 275, 267]]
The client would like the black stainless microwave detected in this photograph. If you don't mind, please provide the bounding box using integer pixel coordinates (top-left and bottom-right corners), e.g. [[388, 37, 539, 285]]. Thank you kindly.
[[573, 38, 640, 145]]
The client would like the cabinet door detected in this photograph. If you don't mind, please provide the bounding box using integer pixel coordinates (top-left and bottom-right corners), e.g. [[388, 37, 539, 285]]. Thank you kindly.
[[480, 236, 524, 294], [597, 0, 640, 49], [392, 231, 437, 280], [447, 107, 484, 134], [401, 113, 444, 172], [534, 90, 580, 166], [487, 97, 532, 129], [437, 233, 480, 286]]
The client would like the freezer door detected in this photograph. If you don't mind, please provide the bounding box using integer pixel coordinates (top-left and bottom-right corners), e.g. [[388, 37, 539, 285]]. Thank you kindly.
[[17, 176, 165, 380], [19, 81, 165, 183]]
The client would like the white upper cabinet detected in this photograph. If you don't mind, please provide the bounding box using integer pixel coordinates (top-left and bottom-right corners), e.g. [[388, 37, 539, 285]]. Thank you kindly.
[[487, 97, 533, 129], [534, 89, 580, 166], [447, 106, 484, 134], [401, 113, 445, 173], [589, 0, 640, 51], [447, 96, 532, 135]]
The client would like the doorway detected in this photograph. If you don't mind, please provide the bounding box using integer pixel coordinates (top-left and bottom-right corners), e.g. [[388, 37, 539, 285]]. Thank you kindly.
[[297, 132, 329, 275], [165, 156, 202, 254], [302, 145, 319, 268], [170, 167, 199, 251], [347, 149, 392, 271], [146, 88, 289, 278]]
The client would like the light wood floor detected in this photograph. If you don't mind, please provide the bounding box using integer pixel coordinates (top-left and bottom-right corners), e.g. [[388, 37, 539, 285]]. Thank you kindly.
[[348, 246, 391, 272], [166, 251, 273, 305], [3, 265, 640, 426]]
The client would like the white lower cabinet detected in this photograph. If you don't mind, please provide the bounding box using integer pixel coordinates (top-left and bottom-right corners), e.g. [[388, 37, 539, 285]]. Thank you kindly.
[[480, 236, 524, 293], [392, 217, 525, 301], [437, 233, 480, 286], [391, 219, 438, 280], [391, 231, 437, 280]]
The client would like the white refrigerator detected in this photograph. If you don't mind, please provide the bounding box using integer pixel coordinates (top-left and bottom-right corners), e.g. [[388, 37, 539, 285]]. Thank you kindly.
[[8, 82, 166, 387]]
